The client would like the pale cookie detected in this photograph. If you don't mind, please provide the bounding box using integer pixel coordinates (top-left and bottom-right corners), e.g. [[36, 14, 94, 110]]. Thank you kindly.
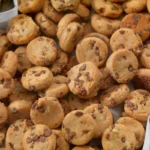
[[5, 119, 34, 150], [8, 100, 32, 124], [53, 130, 70, 150], [0, 102, 7, 128], [81, 0, 92, 7], [62, 110, 96, 145], [59, 22, 84, 53], [99, 84, 130, 107], [110, 28, 143, 56], [0, 36, 12, 60], [84, 104, 113, 138], [9, 78, 37, 103], [122, 0, 147, 14], [27, 36, 57, 66], [30, 97, 64, 129], [18, 0, 44, 14], [67, 62, 103, 99], [15, 46, 32, 73], [7, 15, 39, 45], [72, 146, 94, 150], [23, 124, 56, 150], [35, 13, 57, 37], [92, 0, 123, 18], [106, 49, 138, 83], [82, 23, 95, 37], [85, 32, 109, 45], [43, 0, 64, 23], [73, 4, 90, 21], [134, 69, 150, 91], [0, 68, 14, 99], [91, 14, 120, 37], [99, 68, 116, 90], [116, 117, 145, 149], [39, 75, 69, 98], [50, 49, 68, 75], [124, 89, 150, 121], [102, 124, 136, 150], [120, 13, 150, 41], [76, 37, 108, 67], [59, 99, 71, 116], [0, 51, 18, 77], [21, 66, 53, 92], [67, 93, 99, 111], [57, 13, 81, 39], [0, 127, 6, 146], [140, 45, 150, 69], [51, 0, 80, 11]]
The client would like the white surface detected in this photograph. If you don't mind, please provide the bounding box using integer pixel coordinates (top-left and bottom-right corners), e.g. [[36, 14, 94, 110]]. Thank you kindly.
[[0, 0, 18, 29]]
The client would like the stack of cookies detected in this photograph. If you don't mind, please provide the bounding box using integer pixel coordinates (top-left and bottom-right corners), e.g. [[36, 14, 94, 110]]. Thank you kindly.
[[1, 0, 150, 149]]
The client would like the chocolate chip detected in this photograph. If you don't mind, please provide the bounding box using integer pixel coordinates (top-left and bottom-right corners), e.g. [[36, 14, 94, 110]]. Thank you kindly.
[[36, 106, 45, 113], [146, 53, 150, 57], [80, 64, 86, 71], [99, 8, 105, 13], [80, 88, 87, 96], [12, 108, 18, 114], [122, 56, 127, 60], [29, 86, 35, 91], [107, 24, 112, 29], [106, 134, 110, 140], [3, 79, 11, 88], [39, 136, 46, 142], [32, 135, 39, 141], [26, 120, 34, 126], [44, 129, 52, 137], [111, 98, 117, 105], [128, 65, 134, 72], [119, 30, 125, 34], [67, 28, 71, 32], [98, 104, 104, 110], [133, 14, 141, 25], [67, 131, 76, 141], [122, 147, 127, 150], [82, 130, 90, 134], [135, 133, 140, 141], [75, 111, 83, 117], [26, 137, 32, 143], [121, 137, 126, 143]]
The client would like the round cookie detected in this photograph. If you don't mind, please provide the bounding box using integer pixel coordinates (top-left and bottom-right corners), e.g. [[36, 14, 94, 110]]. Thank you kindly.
[[0, 68, 14, 99], [21, 66, 53, 92], [102, 124, 136, 150], [30, 97, 64, 129], [9, 78, 38, 103], [99, 84, 130, 107], [27, 36, 57, 66], [39, 75, 69, 98], [50, 49, 68, 75], [59, 22, 84, 53], [62, 110, 96, 145], [35, 12, 57, 37], [124, 89, 150, 121], [140, 44, 150, 69], [0, 127, 6, 146], [92, 0, 123, 18], [0, 51, 18, 77], [91, 14, 120, 37], [84, 104, 113, 138], [116, 117, 145, 149], [106, 49, 138, 83], [51, 0, 80, 11], [43, 0, 64, 23], [7, 15, 39, 45], [120, 13, 150, 41], [67, 62, 103, 99], [57, 13, 81, 39], [0, 35, 12, 60], [5, 119, 34, 150], [122, 0, 147, 14], [134, 69, 150, 91], [15, 46, 32, 73], [23, 124, 56, 150], [8, 100, 32, 124], [0, 102, 7, 128], [53, 130, 70, 150], [76, 37, 108, 67], [72, 146, 94, 150], [110, 28, 143, 56], [18, 0, 44, 14]]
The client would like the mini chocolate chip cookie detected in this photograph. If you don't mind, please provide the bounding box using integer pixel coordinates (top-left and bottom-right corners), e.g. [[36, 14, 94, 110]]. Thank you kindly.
[[124, 89, 150, 121], [67, 62, 103, 99], [23, 124, 56, 150], [62, 110, 96, 145], [91, 14, 120, 37], [106, 49, 138, 83], [99, 84, 130, 107], [27, 36, 58, 66], [30, 97, 64, 129], [0, 102, 7, 128], [84, 104, 113, 138], [21, 66, 53, 92], [5, 119, 34, 150]]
